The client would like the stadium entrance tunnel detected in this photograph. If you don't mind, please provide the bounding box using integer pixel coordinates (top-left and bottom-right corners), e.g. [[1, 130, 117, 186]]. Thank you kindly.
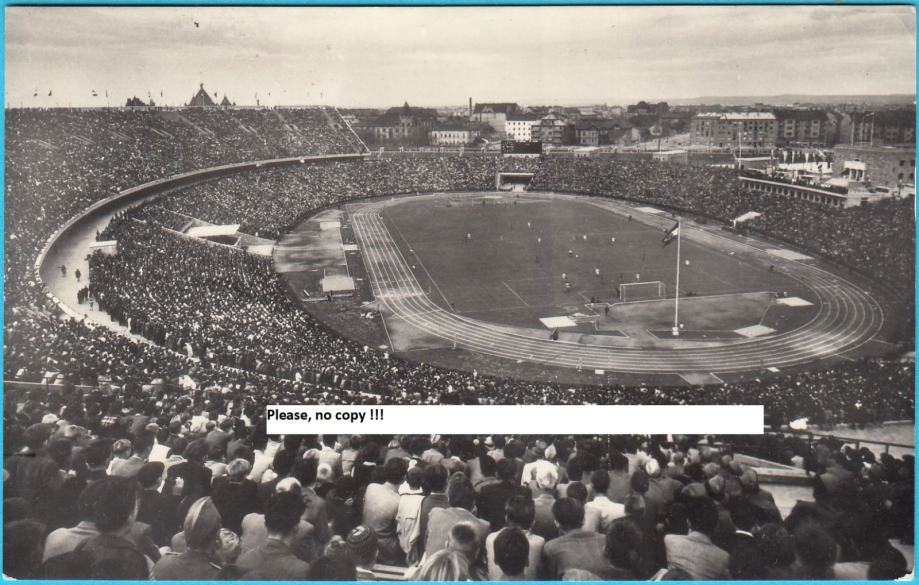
[[497, 172, 534, 191]]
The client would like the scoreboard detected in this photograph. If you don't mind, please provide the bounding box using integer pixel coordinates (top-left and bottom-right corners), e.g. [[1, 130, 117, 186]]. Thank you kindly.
[[501, 140, 543, 155]]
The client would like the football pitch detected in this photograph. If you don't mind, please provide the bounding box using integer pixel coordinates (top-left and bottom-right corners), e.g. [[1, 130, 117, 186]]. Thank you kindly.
[[380, 192, 810, 336], [281, 189, 889, 381]]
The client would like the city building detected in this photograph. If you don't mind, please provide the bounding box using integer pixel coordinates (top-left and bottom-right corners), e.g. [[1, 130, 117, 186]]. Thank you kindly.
[[773, 109, 837, 146], [505, 114, 541, 141], [531, 113, 575, 145], [832, 144, 916, 190], [627, 101, 669, 115], [839, 110, 916, 146], [689, 112, 777, 149], [470, 102, 519, 131], [364, 102, 437, 144], [428, 124, 482, 146], [574, 119, 638, 146]]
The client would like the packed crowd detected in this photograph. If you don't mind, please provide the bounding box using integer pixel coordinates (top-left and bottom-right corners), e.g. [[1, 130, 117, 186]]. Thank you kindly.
[[4, 402, 912, 581], [126, 156, 499, 240], [4, 107, 362, 315], [3, 108, 366, 458]]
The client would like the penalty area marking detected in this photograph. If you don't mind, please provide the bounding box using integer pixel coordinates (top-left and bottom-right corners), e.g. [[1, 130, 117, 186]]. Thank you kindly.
[[501, 281, 531, 307]]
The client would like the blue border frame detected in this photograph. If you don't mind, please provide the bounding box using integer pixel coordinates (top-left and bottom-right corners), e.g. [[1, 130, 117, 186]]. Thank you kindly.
[[0, 1, 915, 584]]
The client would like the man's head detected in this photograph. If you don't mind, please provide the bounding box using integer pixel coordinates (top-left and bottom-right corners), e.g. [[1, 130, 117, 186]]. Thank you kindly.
[[219, 418, 234, 433], [606, 519, 643, 572], [265, 491, 306, 538], [496, 458, 517, 482], [494, 528, 529, 577], [383, 457, 408, 485], [423, 462, 448, 493], [405, 465, 424, 490], [793, 521, 837, 576], [447, 474, 476, 511], [725, 495, 758, 532], [84, 438, 113, 469], [133, 430, 156, 459], [686, 496, 719, 537], [93, 476, 140, 533], [346, 525, 378, 569], [590, 469, 610, 495], [505, 494, 535, 530], [46, 438, 73, 468], [552, 498, 584, 533], [565, 482, 588, 504], [137, 461, 165, 490], [226, 458, 252, 481], [446, 522, 479, 562], [183, 497, 222, 552], [534, 461, 558, 492]]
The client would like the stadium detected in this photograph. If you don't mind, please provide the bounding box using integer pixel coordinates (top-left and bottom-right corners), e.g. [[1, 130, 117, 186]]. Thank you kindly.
[[6, 107, 914, 420], [2, 5, 916, 579]]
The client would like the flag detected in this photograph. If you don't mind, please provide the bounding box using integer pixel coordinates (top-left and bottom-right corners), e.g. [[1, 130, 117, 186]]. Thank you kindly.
[[661, 222, 680, 247]]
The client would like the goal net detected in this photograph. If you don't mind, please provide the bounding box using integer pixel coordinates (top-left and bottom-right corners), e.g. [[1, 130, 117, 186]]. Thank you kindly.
[[619, 281, 665, 302]]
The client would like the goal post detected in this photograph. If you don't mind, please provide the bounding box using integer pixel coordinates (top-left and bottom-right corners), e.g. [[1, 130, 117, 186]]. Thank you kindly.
[[619, 281, 665, 302]]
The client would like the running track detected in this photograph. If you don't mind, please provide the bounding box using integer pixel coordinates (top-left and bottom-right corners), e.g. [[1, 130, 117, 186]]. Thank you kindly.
[[350, 193, 885, 374]]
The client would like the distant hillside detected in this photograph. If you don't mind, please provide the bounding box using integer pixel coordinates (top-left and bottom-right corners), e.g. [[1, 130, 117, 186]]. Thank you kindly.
[[667, 94, 915, 107]]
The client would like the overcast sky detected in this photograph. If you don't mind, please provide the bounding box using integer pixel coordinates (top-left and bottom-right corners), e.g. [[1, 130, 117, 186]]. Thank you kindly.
[[5, 6, 916, 108]]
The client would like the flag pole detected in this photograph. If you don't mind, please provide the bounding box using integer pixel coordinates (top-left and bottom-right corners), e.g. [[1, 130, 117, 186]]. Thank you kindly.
[[672, 219, 681, 336]]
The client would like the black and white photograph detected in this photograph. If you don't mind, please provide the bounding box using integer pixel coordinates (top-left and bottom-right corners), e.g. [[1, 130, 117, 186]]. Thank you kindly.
[[2, 5, 916, 581]]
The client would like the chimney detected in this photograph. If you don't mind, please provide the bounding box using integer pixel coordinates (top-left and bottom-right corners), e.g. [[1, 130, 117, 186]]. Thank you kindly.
[[469, 97, 473, 117]]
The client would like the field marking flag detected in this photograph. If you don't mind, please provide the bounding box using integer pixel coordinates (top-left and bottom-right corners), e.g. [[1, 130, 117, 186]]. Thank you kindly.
[[661, 221, 680, 247]]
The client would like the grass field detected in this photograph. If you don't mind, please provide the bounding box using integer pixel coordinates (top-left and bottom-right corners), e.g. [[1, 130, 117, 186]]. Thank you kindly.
[[381, 193, 812, 336]]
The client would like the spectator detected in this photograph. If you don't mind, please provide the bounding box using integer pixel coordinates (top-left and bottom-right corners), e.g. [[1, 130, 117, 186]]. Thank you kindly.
[[153, 497, 222, 580], [492, 527, 529, 581], [415, 549, 470, 582], [584, 469, 625, 533], [4, 519, 46, 579], [211, 458, 258, 535], [542, 498, 611, 579], [346, 525, 379, 580], [477, 457, 519, 531], [237, 491, 311, 580], [423, 473, 489, 557], [47, 477, 151, 580], [362, 457, 405, 564], [791, 521, 838, 579], [664, 496, 730, 580], [136, 461, 177, 546]]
